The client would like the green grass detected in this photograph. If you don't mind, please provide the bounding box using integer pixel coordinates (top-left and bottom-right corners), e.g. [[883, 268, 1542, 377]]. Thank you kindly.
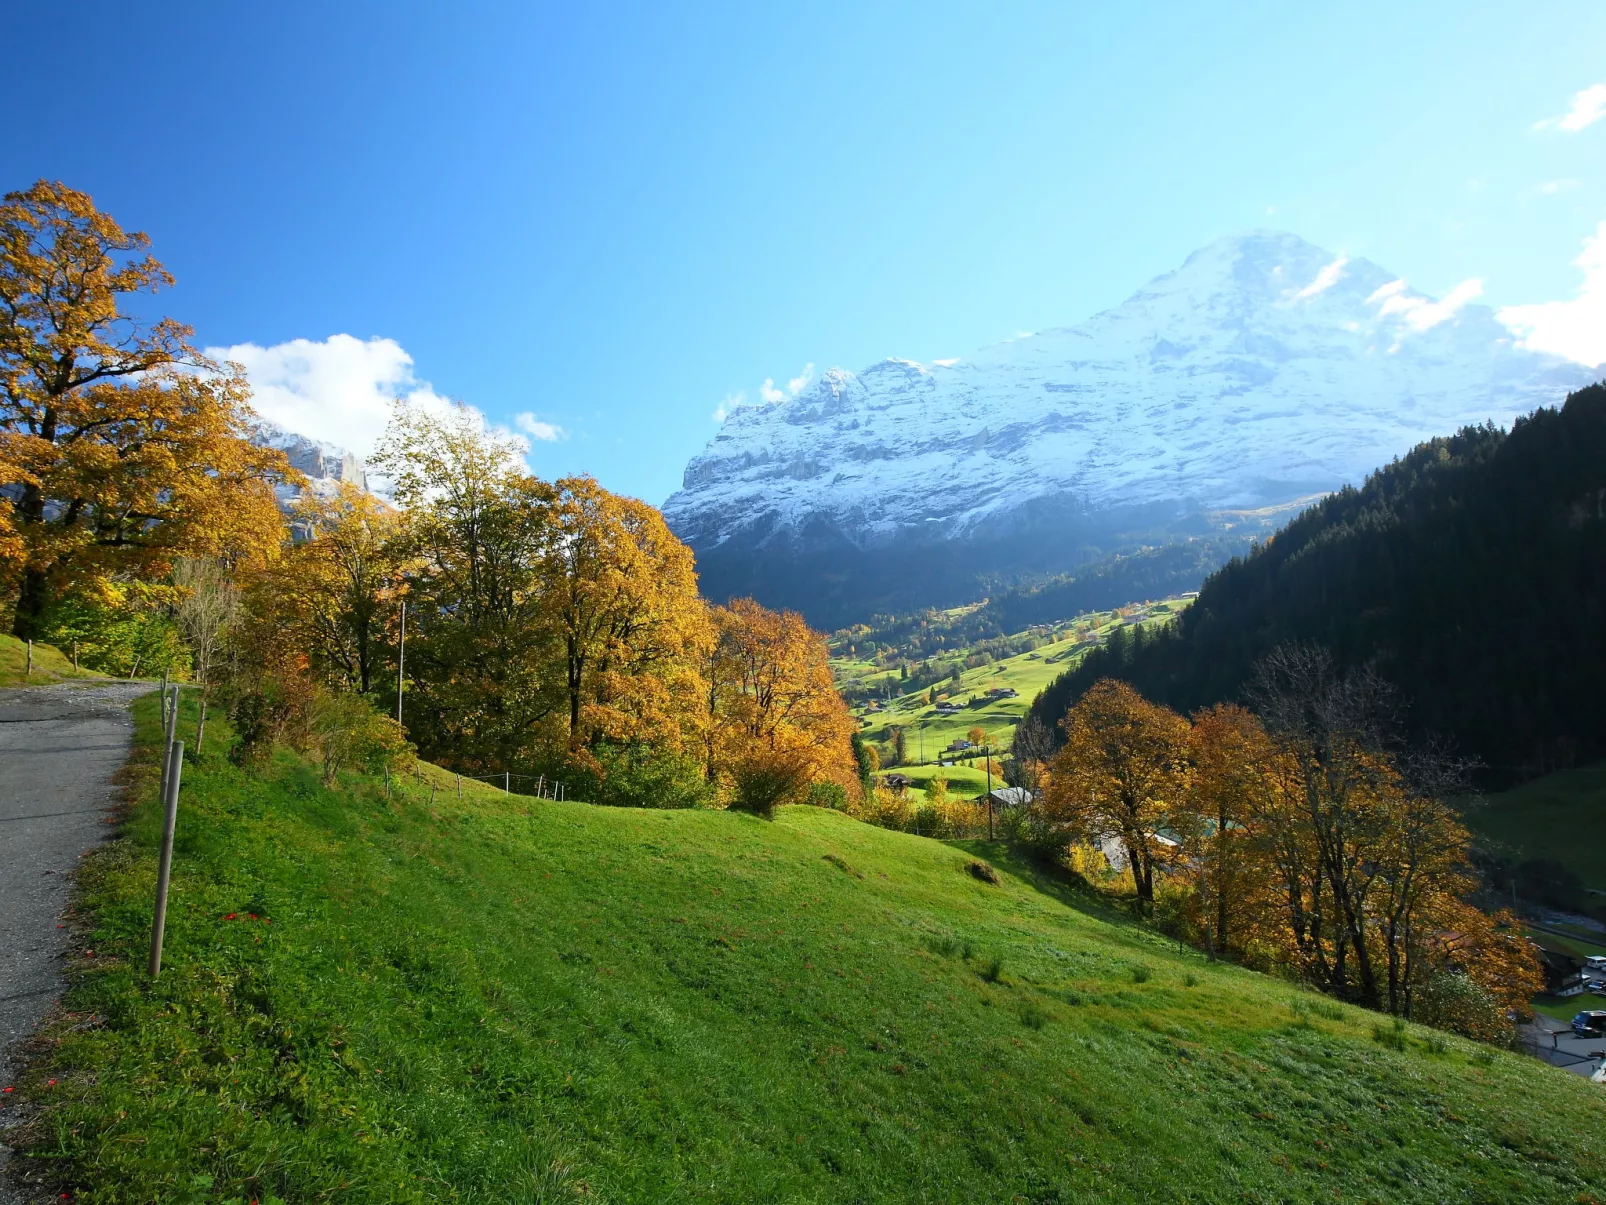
[[0, 633, 101, 687], [1465, 764, 1606, 894], [9, 694, 1606, 1203], [847, 601, 1191, 774]]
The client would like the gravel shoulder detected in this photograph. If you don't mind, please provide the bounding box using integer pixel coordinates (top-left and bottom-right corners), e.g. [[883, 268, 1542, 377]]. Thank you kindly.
[[0, 680, 153, 1201]]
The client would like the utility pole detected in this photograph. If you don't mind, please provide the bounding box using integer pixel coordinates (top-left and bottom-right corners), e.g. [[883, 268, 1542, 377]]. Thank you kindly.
[[396, 599, 406, 727]]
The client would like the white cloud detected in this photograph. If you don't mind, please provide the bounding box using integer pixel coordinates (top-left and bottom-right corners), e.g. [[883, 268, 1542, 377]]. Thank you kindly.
[[1498, 219, 1606, 366], [1367, 277, 1484, 332], [1290, 255, 1348, 301], [208, 334, 451, 458], [759, 363, 814, 405], [514, 412, 566, 442], [711, 390, 744, 423], [1538, 178, 1579, 195], [1534, 83, 1606, 132], [210, 333, 558, 481], [932, 358, 959, 367]]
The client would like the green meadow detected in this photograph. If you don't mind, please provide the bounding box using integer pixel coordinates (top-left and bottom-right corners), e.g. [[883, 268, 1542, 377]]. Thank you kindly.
[[841, 599, 1192, 783], [7, 692, 1606, 1203]]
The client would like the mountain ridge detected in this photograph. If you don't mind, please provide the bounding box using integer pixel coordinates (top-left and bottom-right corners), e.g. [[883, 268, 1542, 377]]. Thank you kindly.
[[665, 231, 1598, 628]]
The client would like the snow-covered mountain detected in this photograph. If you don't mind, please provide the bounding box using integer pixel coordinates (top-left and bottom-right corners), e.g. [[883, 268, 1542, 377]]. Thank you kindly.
[[665, 231, 1600, 627], [249, 420, 370, 508]]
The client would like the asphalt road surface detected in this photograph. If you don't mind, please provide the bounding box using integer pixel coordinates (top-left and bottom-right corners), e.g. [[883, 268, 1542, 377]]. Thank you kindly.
[[0, 680, 152, 1202]]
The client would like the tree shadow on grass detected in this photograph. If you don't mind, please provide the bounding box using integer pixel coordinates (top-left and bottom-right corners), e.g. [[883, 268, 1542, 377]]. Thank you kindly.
[[945, 837, 1145, 932]]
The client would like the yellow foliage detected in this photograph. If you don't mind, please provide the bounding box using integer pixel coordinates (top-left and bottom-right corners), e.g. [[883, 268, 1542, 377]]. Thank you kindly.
[[0, 181, 294, 636]]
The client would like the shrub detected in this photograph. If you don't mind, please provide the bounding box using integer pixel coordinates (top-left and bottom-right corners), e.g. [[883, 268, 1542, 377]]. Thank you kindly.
[[1412, 971, 1508, 1043], [730, 745, 813, 818], [1131, 965, 1151, 984], [593, 743, 714, 809], [806, 780, 848, 811], [311, 691, 414, 786], [979, 955, 1004, 983], [1019, 1003, 1048, 1030]]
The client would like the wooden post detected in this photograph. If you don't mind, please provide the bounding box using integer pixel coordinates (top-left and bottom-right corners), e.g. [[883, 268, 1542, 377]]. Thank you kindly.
[[504, 771, 510, 795], [456, 772, 461, 799], [148, 740, 185, 978], [984, 746, 994, 841], [536, 774, 544, 799], [72, 641, 79, 671], [25, 640, 33, 678]]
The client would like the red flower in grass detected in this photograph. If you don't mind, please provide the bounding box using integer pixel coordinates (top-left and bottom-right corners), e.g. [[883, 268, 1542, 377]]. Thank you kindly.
[[225, 913, 237, 920], [248, 913, 258, 920], [47, 1079, 56, 1087], [2, 1086, 13, 1094]]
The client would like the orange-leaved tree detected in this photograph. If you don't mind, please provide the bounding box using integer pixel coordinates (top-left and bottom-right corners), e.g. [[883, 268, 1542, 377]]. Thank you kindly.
[[1042, 679, 1192, 909], [707, 597, 857, 809], [1186, 703, 1284, 962], [541, 475, 712, 760], [0, 180, 291, 637]]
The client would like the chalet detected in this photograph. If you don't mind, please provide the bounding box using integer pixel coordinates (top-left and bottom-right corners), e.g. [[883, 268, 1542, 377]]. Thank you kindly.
[[882, 773, 913, 794], [946, 738, 974, 753], [985, 686, 1019, 699], [980, 786, 1033, 809]]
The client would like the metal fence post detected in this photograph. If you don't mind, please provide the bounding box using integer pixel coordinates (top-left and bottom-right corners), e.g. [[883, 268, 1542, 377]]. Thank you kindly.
[[148, 739, 185, 978], [25, 640, 33, 678], [504, 771, 510, 795]]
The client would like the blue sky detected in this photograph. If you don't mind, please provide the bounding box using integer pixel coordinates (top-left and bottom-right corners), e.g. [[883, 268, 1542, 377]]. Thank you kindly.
[[7, 0, 1606, 503]]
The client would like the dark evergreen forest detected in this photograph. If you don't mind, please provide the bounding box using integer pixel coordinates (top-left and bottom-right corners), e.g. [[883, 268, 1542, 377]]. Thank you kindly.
[[1027, 383, 1606, 785]]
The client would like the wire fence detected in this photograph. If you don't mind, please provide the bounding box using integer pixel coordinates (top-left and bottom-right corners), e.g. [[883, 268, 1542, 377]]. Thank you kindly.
[[395, 762, 572, 802]]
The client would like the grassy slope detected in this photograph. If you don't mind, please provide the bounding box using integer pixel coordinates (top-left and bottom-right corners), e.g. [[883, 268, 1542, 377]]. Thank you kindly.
[[0, 633, 100, 687], [845, 602, 1190, 792], [9, 695, 1606, 1204], [1466, 764, 1606, 894]]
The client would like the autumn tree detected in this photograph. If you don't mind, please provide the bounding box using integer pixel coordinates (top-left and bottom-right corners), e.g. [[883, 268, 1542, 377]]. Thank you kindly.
[[0, 181, 291, 637], [371, 402, 564, 771], [278, 483, 409, 696], [1042, 679, 1191, 909], [707, 597, 857, 805], [371, 403, 714, 796], [174, 559, 239, 754], [540, 475, 711, 759], [1186, 704, 1283, 961]]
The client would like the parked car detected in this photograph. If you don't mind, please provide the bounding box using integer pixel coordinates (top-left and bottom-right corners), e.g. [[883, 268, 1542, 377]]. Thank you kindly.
[[1571, 1010, 1606, 1037]]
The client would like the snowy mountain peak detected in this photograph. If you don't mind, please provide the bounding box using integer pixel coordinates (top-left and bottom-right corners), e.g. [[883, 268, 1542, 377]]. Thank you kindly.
[[665, 232, 1598, 627]]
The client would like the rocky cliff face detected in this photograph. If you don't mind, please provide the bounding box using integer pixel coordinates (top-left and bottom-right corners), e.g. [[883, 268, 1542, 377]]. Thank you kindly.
[[250, 421, 370, 509], [664, 231, 1599, 628]]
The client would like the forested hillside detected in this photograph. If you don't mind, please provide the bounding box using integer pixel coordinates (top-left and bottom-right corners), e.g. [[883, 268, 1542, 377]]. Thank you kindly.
[[1028, 383, 1606, 782]]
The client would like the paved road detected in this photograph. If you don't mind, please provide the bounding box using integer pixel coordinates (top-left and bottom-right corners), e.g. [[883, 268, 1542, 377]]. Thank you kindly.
[[1521, 1015, 1606, 1078], [0, 680, 153, 1202]]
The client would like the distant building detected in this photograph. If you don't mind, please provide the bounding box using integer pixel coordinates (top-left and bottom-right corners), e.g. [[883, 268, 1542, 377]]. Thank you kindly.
[[882, 773, 913, 794], [981, 787, 1033, 808]]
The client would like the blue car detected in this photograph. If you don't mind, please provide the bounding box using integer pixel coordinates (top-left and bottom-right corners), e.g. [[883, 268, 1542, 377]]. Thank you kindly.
[[1571, 1010, 1606, 1037]]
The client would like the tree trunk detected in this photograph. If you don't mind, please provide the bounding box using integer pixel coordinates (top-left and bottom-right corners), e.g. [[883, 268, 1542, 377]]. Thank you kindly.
[[11, 567, 50, 640], [195, 682, 209, 754]]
